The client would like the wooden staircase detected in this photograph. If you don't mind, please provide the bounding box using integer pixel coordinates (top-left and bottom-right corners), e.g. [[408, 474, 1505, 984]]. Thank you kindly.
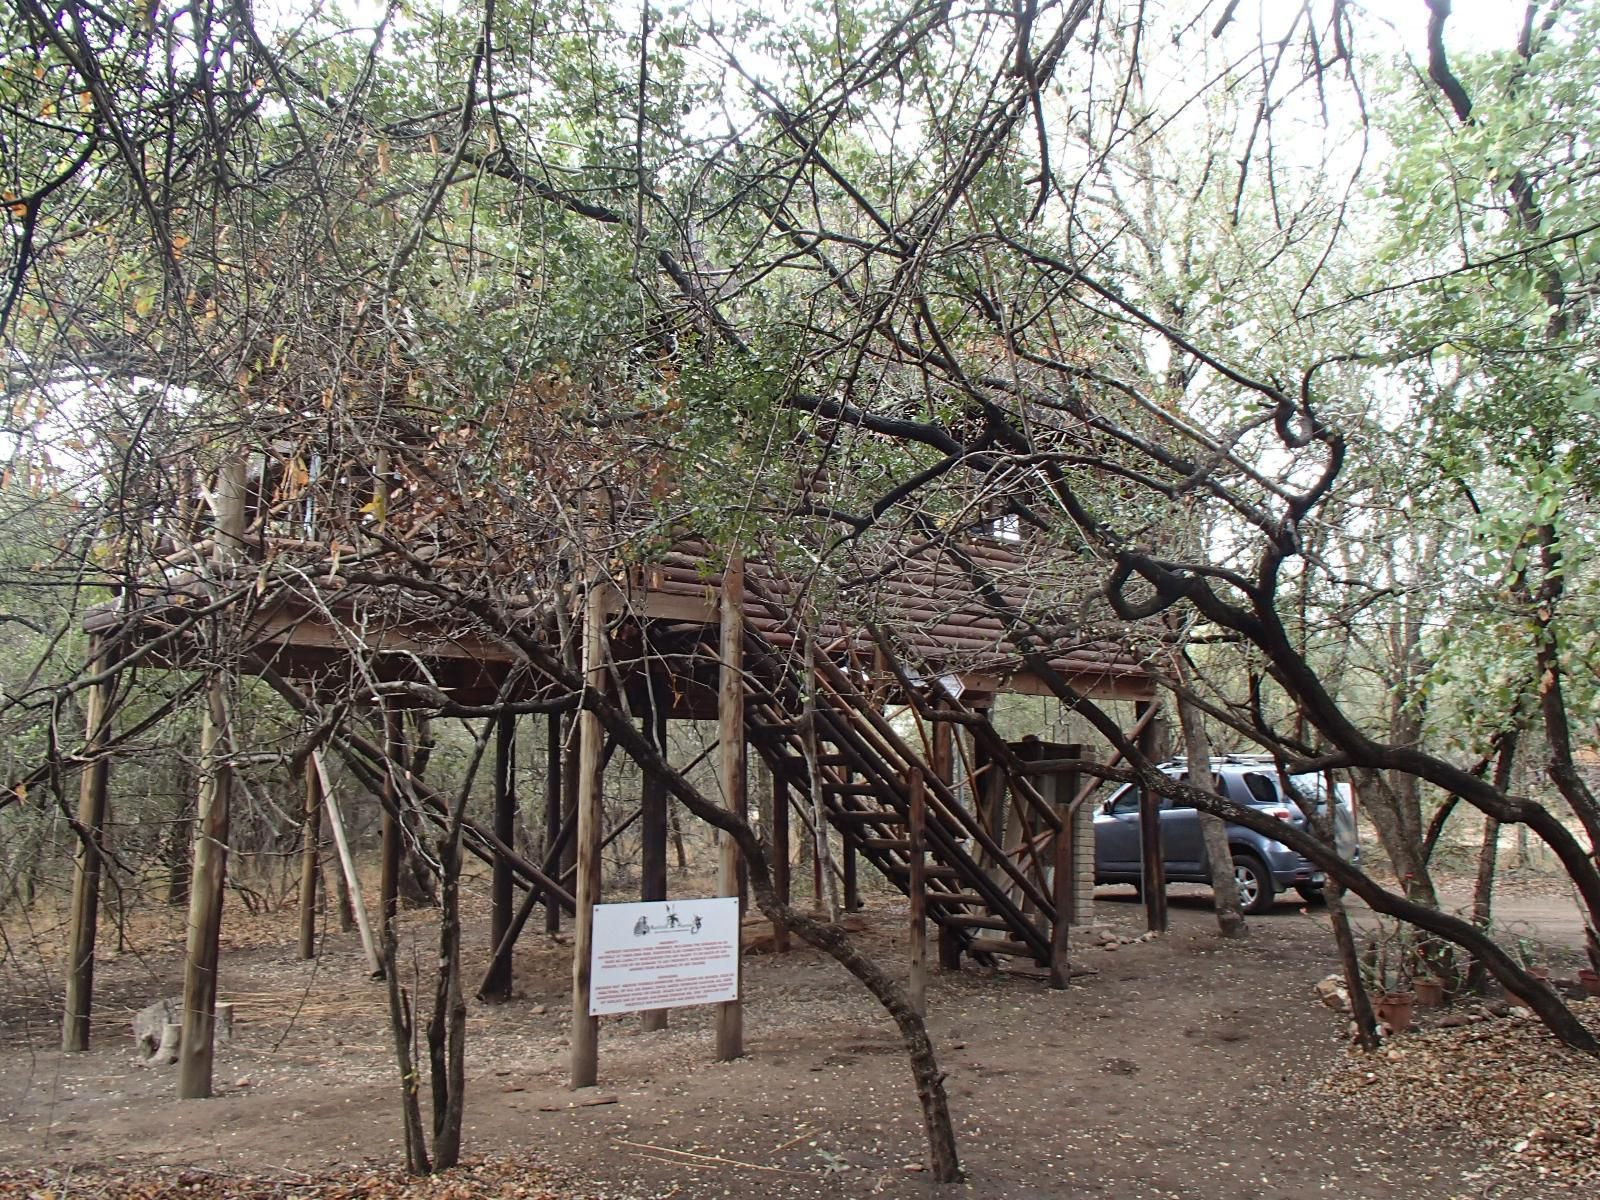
[[739, 630, 1059, 965]]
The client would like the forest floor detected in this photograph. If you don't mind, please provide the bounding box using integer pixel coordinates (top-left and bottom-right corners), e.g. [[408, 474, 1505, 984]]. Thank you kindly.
[[0, 871, 1595, 1200]]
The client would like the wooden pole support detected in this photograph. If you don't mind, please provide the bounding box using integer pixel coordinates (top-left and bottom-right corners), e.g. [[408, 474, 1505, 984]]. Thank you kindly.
[[1135, 701, 1168, 934], [177, 671, 233, 1099], [1049, 752, 1081, 989], [715, 551, 746, 1062], [772, 771, 791, 953], [544, 710, 564, 934], [314, 752, 381, 974], [641, 696, 670, 1031], [908, 766, 928, 1016], [380, 704, 404, 946], [178, 455, 246, 1100], [842, 829, 860, 911], [63, 638, 114, 1052], [297, 753, 322, 960], [483, 709, 517, 1002], [569, 577, 608, 1088]]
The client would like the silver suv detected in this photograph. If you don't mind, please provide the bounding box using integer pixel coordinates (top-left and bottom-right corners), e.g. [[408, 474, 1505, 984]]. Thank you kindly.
[[1093, 756, 1359, 914]]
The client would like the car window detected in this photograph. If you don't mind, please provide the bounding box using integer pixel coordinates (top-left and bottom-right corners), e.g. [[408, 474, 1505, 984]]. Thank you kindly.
[[1243, 773, 1280, 805], [1109, 786, 1142, 815]]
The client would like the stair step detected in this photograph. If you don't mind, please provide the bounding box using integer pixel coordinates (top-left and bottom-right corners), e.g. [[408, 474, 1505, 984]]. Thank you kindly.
[[750, 718, 798, 734], [825, 783, 881, 797], [942, 914, 1017, 931], [857, 837, 912, 853], [817, 754, 852, 767], [831, 811, 906, 826], [926, 891, 991, 908], [966, 938, 1045, 959]]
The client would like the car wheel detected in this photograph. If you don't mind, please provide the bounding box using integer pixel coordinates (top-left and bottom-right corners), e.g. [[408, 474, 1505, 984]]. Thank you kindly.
[[1231, 852, 1275, 915], [1295, 883, 1327, 906]]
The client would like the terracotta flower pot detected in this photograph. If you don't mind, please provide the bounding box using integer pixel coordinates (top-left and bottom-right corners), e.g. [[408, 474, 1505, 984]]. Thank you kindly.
[[1414, 977, 1445, 1008], [1375, 990, 1416, 1032], [1579, 968, 1600, 998]]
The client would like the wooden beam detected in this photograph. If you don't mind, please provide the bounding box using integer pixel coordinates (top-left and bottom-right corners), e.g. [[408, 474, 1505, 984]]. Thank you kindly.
[[641, 696, 669, 1031], [380, 704, 403, 941], [569, 577, 607, 1089], [177, 672, 233, 1098], [483, 709, 517, 1002], [771, 768, 790, 952], [545, 710, 563, 934], [62, 637, 114, 1052], [1049, 750, 1082, 989], [179, 455, 245, 1100], [1136, 700, 1168, 934], [715, 552, 745, 1062], [314, 751, 380, 974], [908, 766, 927, 1016], [928, 697, 962, 973], [297, 754, 322, 960]]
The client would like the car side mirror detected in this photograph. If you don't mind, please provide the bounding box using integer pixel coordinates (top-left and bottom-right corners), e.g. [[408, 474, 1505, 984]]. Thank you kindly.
[[1102, 797, 1116, 815]]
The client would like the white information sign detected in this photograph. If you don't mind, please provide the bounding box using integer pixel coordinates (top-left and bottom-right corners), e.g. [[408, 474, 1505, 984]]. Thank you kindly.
[[588, 897, 740, 1017]]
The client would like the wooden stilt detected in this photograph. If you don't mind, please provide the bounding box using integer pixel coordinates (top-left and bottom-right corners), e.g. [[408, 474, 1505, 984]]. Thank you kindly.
[[544, 710, 563, 934], [929, 698, 961, 973], [177, 671, 233, 1098], [1136, 700, 1168, 934], [715, 551, 746, 1062], [772, 770, 790, 952], [62, 638, 114, 1052], [297, 753, 322, 960], [314, 752, 380, 974], [1049, 749, 1082, 989], [908, 766, 927, 1016], [939, 925, 963, 971], [483, 709, 517, 1002], [179, 456, 245, 1100], [380, 704, 404, 940], [569, 577, 607, 1089], [640, 696, 670, 1031], [931, 700, 952, 787]]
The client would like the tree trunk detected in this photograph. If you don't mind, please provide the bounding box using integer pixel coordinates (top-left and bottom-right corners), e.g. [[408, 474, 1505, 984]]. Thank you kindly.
[[382, 923, 431, 1175], [428, 825, 468, 1170], [1353, 768, 1440, 907], [1467, 734, 1517, 990], [1175, 687, 1245, 939]]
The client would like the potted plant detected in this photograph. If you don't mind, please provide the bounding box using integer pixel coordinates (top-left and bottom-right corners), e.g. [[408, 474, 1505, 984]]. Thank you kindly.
[[1374, 988, 1417, 1031], [1413, 975, 1446, 1008], [1361, 937, 1418, 1031]]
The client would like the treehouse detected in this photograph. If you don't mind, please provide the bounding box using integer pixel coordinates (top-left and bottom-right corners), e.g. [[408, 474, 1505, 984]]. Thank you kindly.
[[64, 417, 1170, 1093]]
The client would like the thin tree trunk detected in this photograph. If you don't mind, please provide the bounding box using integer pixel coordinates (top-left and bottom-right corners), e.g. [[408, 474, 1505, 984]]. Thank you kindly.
[[382, 926, 431, 1175], [1467, 734, 1517, 990], [1354, 768, 1440, 907]]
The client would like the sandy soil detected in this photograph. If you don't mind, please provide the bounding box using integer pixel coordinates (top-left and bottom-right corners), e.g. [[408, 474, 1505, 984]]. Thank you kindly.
[[0, 880, 1588, 1199]]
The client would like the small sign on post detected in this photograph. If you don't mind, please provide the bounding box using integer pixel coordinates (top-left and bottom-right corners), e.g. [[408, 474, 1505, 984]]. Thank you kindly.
[[589, 898, 740, 1017]]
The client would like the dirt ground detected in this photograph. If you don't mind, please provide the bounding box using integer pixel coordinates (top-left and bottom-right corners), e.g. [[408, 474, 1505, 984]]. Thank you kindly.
[[0, 879, 1591, 1199]]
